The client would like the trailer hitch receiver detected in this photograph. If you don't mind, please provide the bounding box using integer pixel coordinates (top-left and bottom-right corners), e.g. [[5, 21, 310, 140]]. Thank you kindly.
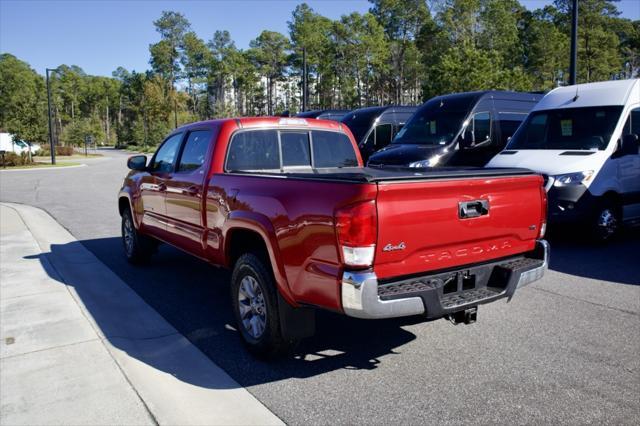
[[448, 307, 478, 325]]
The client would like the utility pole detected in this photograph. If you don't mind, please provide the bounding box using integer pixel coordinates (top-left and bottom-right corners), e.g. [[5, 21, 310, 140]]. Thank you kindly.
[[174, 97, 178, 129], [46, 68, 58, 165], [569, 0, 578, 85], [105, 93, 110, 146], [302, 47, 308, 112]]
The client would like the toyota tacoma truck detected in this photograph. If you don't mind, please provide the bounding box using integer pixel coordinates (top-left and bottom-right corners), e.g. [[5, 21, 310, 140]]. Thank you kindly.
[[118, 117, 549, 356]]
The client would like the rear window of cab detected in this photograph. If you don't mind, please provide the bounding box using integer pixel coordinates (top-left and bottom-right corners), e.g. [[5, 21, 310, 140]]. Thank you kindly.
[[225, 129, 358, 172]]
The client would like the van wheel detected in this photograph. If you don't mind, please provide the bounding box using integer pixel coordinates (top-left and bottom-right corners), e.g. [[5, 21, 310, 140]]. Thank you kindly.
[[231, 253, 294, 358], [592, 202, 620, 242], [121, 208, 154, 264]]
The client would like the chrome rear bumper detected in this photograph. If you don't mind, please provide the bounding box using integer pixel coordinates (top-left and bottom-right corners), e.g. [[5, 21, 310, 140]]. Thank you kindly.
[[341, 240, 549, 320]]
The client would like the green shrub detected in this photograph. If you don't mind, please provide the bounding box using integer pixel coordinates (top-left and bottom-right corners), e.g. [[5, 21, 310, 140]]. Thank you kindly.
[[1, 152, 34, 166], [38, 146, 75, 157]]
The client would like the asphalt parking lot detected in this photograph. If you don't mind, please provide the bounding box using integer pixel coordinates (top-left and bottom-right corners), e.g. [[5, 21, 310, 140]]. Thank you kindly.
[[1, 149, 638, 424]]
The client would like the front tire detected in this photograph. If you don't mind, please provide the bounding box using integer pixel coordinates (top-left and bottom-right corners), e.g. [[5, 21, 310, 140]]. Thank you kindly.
[[592, 202, 620, 242], [231, 253, 294, 357], [121, 208, 154, 264]]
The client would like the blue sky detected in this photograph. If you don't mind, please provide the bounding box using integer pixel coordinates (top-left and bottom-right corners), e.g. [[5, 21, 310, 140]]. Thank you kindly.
[[1, 0, 638, 77]]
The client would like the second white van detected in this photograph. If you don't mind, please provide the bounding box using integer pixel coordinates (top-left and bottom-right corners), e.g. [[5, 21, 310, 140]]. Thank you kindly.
[[488, 79, 640, 241]]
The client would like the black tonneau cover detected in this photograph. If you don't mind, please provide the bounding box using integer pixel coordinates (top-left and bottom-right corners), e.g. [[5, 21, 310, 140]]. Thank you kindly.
[[229, 166, 536, 183]]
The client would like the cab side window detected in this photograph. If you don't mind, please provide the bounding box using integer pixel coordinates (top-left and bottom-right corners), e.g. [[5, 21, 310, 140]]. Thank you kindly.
[[150, 133, 183, 173]]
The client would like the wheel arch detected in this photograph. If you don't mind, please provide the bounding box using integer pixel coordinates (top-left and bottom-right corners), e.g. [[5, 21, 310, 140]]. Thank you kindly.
[[224, 214, 297, 307]]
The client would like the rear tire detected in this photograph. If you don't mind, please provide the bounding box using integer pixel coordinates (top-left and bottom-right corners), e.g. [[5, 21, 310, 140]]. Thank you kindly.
[[591, 201, 620, 243], [231, 253, 295, 358], [121, 208, 155, 264]]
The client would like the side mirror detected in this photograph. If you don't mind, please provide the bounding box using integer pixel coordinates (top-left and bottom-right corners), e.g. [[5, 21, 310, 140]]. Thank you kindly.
[[127, 155, 147, 171], [620, 134, 639, 156]]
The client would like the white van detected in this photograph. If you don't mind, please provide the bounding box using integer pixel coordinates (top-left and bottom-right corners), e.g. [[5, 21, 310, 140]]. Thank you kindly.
[[487, 79, 640, 241], [0, 132, 41, 154]]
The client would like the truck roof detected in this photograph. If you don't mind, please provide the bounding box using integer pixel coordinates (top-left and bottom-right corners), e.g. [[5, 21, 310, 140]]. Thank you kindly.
[[534, 79, 639, 111], [173, 116, 346, 133]]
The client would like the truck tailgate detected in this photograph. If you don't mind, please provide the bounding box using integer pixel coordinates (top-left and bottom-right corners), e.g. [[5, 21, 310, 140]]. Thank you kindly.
[[374, 175, 544, 279]]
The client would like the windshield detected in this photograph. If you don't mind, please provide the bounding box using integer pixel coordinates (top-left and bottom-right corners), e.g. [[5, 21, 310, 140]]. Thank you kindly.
[[508, 106, 623, 150], [341, 108, 384, 143], [392, 97, 475, 145]]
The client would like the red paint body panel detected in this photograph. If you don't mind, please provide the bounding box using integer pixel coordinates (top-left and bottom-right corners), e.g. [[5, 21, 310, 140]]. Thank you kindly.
[[119, 117, 545, 314], [373, 175, 543, 279], [210, 173, 376, 310]]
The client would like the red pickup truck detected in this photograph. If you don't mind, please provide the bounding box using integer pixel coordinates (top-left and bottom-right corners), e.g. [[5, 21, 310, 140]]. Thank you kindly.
[[118, 117, 549, 356]]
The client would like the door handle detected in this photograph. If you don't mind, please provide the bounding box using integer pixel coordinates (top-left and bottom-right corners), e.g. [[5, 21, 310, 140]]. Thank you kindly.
[[157, 182, 167, 192], [458, 200, 489, 219]]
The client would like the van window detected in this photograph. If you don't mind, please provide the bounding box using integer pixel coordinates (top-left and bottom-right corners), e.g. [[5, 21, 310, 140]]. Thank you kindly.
[[497, 112, 529, 145], [375, 124, 393, 148], [341, 108, 385, 143], [472, 112, 491, 143], [226, 130, 280, 171], [393, 96, 474, 146], [508, 106, 623, 150], [622, 107, 640, 136]]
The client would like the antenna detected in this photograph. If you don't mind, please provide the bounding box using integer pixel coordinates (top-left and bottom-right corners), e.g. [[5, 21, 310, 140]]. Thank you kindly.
[[573, 84, 579, 102]]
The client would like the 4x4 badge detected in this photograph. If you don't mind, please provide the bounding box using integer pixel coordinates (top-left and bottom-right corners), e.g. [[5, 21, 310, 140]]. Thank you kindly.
[[383, 242, 406, 252]]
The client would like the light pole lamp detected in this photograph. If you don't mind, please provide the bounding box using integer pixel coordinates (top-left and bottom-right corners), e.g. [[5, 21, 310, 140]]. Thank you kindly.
[[46, 67, 61, 165]]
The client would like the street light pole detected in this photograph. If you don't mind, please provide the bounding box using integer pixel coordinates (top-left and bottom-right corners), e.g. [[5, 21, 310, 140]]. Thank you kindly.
[[302, 47, 308, 112], [569, 0, 578, 85], [46, 68, 57, 165]]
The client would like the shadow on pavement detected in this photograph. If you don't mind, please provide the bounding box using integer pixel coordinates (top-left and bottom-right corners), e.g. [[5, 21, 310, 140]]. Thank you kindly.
[[547, 227, 639, 285], [30, 238, 418, 389]]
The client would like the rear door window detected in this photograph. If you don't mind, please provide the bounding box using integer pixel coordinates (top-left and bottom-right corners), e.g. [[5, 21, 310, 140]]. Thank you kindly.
[[177, 130, 213, 172]]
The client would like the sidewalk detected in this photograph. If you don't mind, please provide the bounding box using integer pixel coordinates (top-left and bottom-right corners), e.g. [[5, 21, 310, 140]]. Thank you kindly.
[[0, 203, 283, 426]]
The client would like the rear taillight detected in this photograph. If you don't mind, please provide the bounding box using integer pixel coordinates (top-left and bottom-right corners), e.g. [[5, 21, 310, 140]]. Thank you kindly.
[[539, 180, 548, 238], [335, 200, 377, 268]]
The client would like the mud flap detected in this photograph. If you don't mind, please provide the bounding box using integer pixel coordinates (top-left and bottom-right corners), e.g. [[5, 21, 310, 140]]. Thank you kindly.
[[277, 293, 316, 340]]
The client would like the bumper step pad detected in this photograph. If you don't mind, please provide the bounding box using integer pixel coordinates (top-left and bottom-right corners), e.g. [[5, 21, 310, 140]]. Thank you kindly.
[[376, 254, 546, 317], [440, 287, 502, 309]]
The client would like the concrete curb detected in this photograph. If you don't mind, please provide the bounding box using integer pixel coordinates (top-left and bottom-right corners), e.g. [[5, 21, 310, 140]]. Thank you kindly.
[[0, 164, 88, 173], [1, 202, 284, 426]]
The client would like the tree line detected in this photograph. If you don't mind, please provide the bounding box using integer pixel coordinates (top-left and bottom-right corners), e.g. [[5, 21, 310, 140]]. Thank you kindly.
[[0, 0, 638, 148]]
